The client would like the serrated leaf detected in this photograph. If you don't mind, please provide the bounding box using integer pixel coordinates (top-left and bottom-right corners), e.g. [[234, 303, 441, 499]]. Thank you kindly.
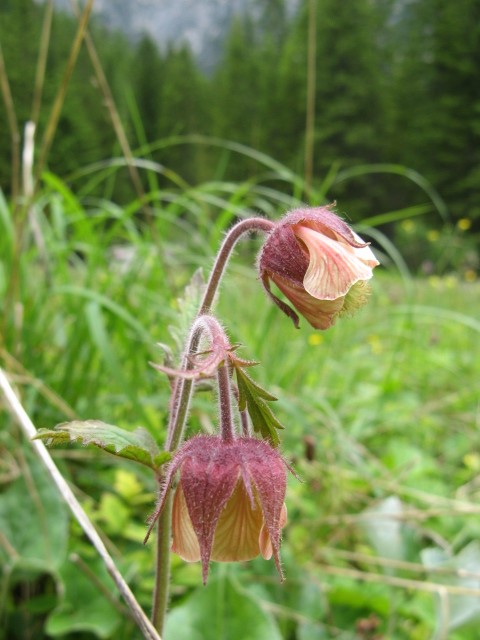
[[34, 421, 170, 470], [0, 438, 69, 570], [235, 366, 278, 405], [234, 367, 284, 446]]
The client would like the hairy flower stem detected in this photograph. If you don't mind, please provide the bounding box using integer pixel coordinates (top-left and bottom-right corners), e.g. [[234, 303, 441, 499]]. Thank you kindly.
[[151, 217, 274, 633], [199, 217, 275, 315], [167, 217, 274, 450], [218, 363, 234, 442]]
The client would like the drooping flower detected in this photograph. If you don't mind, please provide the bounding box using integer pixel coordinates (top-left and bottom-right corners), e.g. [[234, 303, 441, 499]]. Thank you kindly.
[[144, 435, 288, 584], [258, 206, 379, 330]]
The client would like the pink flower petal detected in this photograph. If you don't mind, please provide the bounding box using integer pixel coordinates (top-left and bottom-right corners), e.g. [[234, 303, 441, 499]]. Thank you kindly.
[[271, 273, 345, 329], [293, 225, 377, 300]]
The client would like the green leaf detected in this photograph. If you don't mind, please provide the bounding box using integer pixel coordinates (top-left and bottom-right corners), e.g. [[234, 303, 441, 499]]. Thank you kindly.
[[165, 573, 282, 640], [45, 556, 122, 639], [422, 542, 480, 631], [34, 420, 170, 470], [234, 367, 284, 446], [0, 440, 69, 571], [359, 496, 408, 563]]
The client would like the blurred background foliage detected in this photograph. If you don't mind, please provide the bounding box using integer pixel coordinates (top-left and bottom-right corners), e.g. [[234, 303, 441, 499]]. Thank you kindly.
[[1, 0, 480, 639], [1, 0, 479, 223]]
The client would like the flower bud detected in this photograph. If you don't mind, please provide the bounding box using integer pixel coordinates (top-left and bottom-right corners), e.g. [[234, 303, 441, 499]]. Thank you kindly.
[[258, 206, 379, 329], [145, 435, 288, 584]]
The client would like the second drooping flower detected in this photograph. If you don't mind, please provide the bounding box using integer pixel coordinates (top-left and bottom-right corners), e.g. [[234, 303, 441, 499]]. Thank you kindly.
[[145, 435, 288, 584], [258, 206, 379, 329]]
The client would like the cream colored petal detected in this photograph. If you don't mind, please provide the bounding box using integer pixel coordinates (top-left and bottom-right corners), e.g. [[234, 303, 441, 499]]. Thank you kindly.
[[259, 503, 287, 560], [211, 481, 264, 562], [350, 231, 380, 267], [171, 484, 201, 562], [294, 225, 377, 300]]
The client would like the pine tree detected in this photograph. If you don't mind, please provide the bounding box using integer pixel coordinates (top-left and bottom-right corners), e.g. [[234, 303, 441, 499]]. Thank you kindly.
[[157, 43, 210, 183], [275, 0, 391, 214], [132, 35, 164, 144], [393, 0, 480, 219], [211, 15, 261, 178]]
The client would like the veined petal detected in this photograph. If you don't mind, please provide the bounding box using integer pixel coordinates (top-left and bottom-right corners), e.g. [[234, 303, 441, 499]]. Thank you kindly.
[[171, 484, 201, 562], [259, 503, 288, 560], [294, 225, 377, 300], [272, 273, 344, 330], [211, 480, 264, 562]]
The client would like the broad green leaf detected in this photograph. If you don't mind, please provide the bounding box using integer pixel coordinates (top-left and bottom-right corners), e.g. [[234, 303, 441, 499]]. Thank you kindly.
[[165, 573, 282, 640], [359, 495, 408, 564], [34, 420, 170, 470], [45, 556, 122, 638], [0, 439, 68, 571], [422, 542, 480, 631], [234, 367, 284, 446]]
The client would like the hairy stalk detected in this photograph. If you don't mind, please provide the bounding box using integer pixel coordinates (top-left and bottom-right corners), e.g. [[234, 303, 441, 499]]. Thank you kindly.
[[151, 216, 274, 633], [166, 313, 232, 450], [218, 363, 234, 442], [167, 217, 274, 448], [200, 217, 275, 315]]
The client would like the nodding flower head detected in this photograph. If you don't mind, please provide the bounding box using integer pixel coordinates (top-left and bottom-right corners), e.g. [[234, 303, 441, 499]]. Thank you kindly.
[[145, 435, 288, 584], [258, 206, 379, 330]]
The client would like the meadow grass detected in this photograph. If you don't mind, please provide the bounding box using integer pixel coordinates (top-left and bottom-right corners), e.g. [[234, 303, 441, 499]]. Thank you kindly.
[[1, 172, 480, 639]]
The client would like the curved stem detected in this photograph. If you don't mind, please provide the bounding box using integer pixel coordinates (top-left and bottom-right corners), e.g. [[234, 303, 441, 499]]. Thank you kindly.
[[165, 313, 230, 450], [199, 217, 275, 315], [167, 217, 274, 448], [151, 217, 274, 634]]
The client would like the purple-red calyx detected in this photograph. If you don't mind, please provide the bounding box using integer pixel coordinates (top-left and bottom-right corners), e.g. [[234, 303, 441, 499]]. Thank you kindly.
[[258, 205, 379, 330], [145, 435, 288, 584]]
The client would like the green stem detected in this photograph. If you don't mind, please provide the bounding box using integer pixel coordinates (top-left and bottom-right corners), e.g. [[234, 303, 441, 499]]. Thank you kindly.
[[151, 492, 172, 636], [150, 216, 274, 633]]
